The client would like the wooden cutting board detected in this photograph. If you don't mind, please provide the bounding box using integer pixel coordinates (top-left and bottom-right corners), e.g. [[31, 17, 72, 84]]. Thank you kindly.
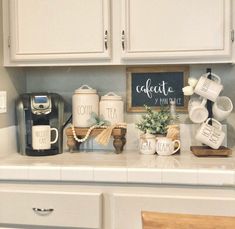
[[190, 146, 232, 157]]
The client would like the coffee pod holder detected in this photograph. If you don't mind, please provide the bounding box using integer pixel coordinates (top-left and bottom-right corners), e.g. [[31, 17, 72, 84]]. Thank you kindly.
[[190, 68, 232, 157]]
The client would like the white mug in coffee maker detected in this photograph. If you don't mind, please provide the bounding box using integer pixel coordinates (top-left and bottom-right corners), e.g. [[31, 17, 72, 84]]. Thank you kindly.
[[32, 125, 59, 150], [194, 73, 223, 102]]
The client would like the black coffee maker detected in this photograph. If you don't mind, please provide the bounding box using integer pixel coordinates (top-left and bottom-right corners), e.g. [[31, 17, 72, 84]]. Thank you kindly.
[[16, 93, 64, 156]]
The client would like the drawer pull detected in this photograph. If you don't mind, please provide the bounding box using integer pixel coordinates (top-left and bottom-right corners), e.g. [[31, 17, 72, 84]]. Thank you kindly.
[[32, 207, 54, 215], [121, 30, 125, 50]]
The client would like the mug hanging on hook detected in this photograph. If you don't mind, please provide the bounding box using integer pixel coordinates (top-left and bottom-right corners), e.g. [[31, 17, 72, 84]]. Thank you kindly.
[[194, 72, 223, 102]]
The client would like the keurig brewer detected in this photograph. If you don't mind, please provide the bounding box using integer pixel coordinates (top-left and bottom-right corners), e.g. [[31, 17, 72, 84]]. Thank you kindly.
[[16, 93, 64, 156]]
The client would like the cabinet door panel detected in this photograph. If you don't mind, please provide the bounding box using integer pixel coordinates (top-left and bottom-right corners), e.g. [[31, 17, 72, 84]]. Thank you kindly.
[[121, 0, 231, 59], [113, 193, 235, 229], [9, 0, 110, 61]]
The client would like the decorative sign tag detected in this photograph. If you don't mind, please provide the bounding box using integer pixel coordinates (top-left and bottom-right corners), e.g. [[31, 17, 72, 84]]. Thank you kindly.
[[127, 66, 189, 112]]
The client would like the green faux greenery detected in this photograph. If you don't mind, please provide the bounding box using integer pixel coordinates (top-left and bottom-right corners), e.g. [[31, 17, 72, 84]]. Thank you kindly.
[[88, 112, 110, 126], [136, 105, 172, 135]]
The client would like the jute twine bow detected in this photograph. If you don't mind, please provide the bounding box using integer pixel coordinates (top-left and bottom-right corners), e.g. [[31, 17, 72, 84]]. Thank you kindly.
[[95, 123, 127, 146]]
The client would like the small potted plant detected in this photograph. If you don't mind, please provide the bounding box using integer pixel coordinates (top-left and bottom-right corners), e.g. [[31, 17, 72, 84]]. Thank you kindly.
[[136, 105, 172, 154], [136, 105, 172, 136]]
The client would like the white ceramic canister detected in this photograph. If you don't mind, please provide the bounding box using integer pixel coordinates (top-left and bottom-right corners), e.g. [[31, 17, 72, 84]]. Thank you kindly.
[[139, 132, 156, 155], [72, 85, 99, 127], [99, 92, 124, 125]]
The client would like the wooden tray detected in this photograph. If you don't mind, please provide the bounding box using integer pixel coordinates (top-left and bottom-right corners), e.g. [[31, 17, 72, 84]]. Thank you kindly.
[[65, 127, 127, 154], [190, 146, 232, 157]]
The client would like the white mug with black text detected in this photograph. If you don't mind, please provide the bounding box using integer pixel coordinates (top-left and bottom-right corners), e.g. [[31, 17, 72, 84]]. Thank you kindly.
[[139, 133, 156, 155], [195, 118, 225, 149], [194, 73, 223, 102], [155, 137, 180, 156], [32, 125, 58, 150]]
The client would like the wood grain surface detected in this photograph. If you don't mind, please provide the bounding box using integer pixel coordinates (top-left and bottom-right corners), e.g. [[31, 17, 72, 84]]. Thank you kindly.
[[142, 211, 235, 229], [190, 146, 232, 157]]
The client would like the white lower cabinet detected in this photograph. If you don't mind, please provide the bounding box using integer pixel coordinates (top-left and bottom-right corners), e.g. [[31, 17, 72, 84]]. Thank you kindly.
[[0, 184, 235, 229], [113, 191, 235, 229], [0, 189, 102, 229]]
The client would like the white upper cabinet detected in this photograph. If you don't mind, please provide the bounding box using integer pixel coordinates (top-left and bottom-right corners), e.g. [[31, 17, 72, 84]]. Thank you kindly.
[[4, 0, 110, 64], [2, 0, 233, 65], [121, 0, 232, 62]]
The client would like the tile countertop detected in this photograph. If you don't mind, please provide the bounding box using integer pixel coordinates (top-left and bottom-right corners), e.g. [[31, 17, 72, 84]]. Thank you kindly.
[[0, 150, 235, 187]]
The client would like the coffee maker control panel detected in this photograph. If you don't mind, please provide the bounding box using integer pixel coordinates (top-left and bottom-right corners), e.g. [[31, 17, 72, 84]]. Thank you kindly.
[[31, 95, 52, 115]]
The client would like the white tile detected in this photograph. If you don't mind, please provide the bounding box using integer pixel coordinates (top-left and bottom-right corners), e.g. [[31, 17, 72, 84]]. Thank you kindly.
[[28, 166, 60, 181], [0, 166, 28, 180], [197, 169, 234, 186], [61, 166, 93, 181], [162, 169, 197, 185], [94, 167, 127, 182], [128, 168, 161, 183]]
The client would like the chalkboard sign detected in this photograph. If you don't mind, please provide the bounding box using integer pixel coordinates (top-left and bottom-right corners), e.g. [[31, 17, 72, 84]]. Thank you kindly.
[[127, 66, 189, 112]]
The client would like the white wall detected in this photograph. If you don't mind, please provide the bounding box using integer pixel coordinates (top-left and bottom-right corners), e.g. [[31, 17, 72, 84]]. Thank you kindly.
[[26, 64, 235, 149], [0, 0, 26, 128]]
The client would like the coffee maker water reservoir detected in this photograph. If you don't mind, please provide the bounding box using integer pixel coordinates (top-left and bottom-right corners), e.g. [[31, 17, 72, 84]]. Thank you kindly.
[[16, 93, 64, 156]]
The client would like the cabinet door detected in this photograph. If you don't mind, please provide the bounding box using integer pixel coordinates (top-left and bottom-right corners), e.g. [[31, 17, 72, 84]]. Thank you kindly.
[[113, 193, 235, 229], [121, 0, 232, 61], [7, 0, 110, 62]]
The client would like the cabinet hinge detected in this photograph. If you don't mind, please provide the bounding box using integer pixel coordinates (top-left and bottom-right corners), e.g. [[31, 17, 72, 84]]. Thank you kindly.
[[8, 36, 11, 48], [231, 30, 234, 43]]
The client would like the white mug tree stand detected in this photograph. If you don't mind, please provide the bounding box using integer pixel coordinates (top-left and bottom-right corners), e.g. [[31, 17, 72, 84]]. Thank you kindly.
[[190, 68, 232, 157]]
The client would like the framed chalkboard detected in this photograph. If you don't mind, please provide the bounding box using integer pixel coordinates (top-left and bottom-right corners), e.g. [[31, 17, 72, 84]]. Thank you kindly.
[[127, 66, 189, 112]]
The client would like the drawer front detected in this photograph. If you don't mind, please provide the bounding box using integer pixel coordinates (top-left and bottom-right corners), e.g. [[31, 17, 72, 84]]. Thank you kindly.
[[0, 190, 102, 228], [113, 193, 235, 229]]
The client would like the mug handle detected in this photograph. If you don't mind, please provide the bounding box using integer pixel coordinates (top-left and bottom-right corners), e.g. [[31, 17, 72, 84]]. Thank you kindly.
[[205, 72, 221, 84], [50, 128, 59, 144], [205, 118, 222, 130], [172, 140, 180, 154], [172, 140, 181, 154], [201, 98, 207, 106]]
